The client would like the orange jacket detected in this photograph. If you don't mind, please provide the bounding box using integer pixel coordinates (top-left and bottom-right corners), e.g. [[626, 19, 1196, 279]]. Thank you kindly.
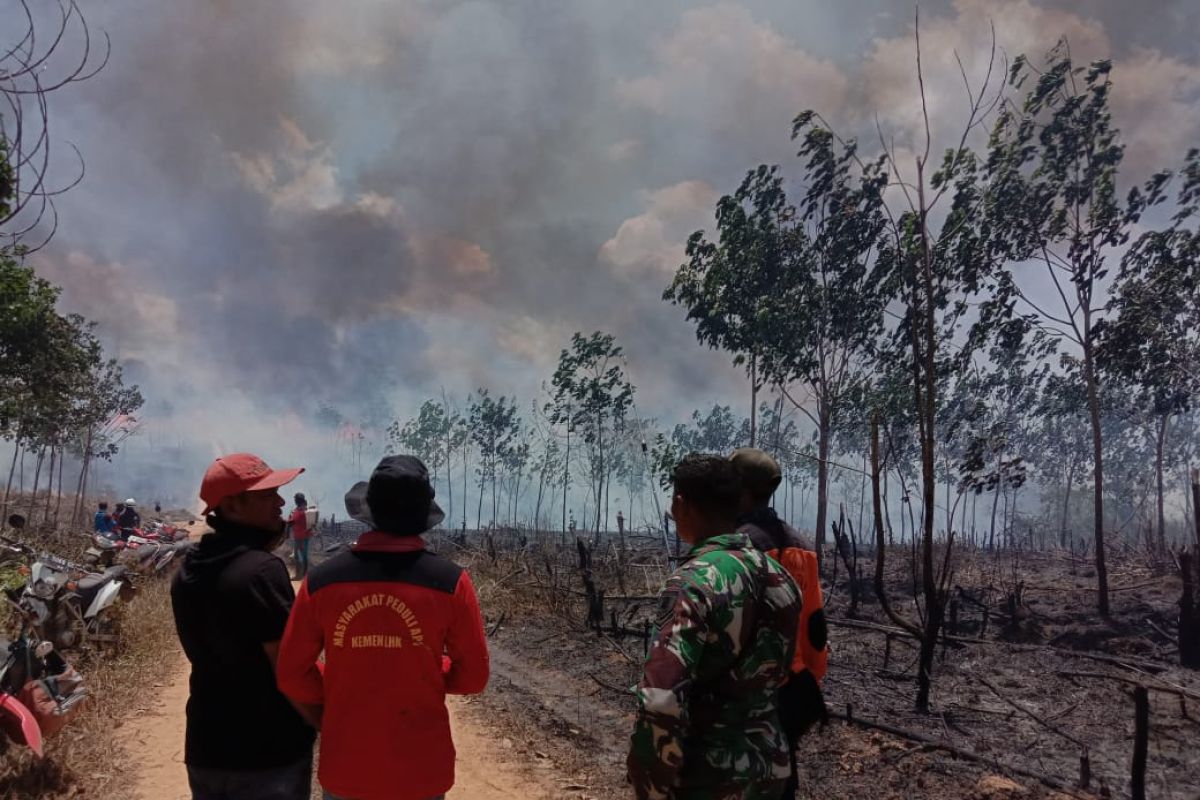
[[739, 515, 828, 682]]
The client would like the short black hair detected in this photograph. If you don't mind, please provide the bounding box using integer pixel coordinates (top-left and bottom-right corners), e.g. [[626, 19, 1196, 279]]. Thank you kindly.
[[98, 501, 108, 510], [672, 453, 741, 520]]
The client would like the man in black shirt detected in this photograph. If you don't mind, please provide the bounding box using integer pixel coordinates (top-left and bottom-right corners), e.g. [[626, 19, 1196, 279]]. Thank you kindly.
[[171, 452, 318, 800]]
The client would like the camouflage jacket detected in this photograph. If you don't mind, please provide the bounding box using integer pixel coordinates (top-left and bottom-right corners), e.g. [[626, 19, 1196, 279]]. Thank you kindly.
[[627, 533, 802, 800]]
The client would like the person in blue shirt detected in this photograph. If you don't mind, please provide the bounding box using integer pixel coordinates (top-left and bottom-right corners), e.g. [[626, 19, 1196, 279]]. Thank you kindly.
[[94, 502, 115, 534]]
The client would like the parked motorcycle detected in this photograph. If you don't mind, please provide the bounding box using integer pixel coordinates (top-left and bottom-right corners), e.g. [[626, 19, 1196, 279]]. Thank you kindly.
[[14, 552, 134, 653], [0, 624, 88, 756]]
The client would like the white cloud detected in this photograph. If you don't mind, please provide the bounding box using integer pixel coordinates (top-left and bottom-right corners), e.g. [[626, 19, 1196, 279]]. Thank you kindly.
[[231, 117, 343, 213], [600, 180, 718, 280], [616, 4, 848, 133], [861, 0, 1200, 179]]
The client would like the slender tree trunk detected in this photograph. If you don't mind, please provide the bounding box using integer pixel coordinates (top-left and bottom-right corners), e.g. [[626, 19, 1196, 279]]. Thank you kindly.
[[989, 456, 1002, 550], [915, 171, 946, 714], [53, 449, 65, 526], [534, 464, 546, 531], [3, 440, 20, 519], [593, 421, 604, 539], [462, 442, 469, 531], [1081, 337, 1110, 616], [871, 417, 920, 636], [562, 416, 571, 534], [78, 456, 92, 528], [1155, 413, 1169, 553], [476, 470, 484, 530], [749, 354, 758, 447], [815, 399, 831, 575], [44, 446, 56, 523], [28, 447, 44, 520], [1061, 460, 1076, 548], [491, 444, 498, 527]]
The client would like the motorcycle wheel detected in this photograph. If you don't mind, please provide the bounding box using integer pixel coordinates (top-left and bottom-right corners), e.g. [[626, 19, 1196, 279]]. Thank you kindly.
[[88, 607, 122, 657], [52, 604, 87, 652]]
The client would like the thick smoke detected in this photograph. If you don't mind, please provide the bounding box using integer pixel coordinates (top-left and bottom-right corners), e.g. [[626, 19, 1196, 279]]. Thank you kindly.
[[11, 0, 1199, 509]]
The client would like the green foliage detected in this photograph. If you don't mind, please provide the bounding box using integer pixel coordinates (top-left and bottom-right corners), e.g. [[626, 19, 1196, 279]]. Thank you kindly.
[[1100, 148, 1200, 417], [388, 399, 454, 478], [670, 404, 745, 455], [0, 246, 141, 461]]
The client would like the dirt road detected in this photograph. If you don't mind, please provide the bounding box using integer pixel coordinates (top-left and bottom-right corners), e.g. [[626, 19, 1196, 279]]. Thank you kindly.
[[130, 649, 560, 800]]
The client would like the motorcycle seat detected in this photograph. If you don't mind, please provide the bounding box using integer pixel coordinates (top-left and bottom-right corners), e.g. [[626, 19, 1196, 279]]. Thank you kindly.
[[74, 566, 128, 610]]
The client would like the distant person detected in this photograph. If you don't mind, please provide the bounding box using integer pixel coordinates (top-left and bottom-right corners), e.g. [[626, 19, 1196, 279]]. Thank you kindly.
[[731, 447, 829, 798], [172, 453, 317, 800], [118, 498, 141, 533], [278, 455, 489, 800], [94, 502, 115, 535], [288, 493, 312, 580], [628, 453, 801, 800], [155, 501, 163, 514]]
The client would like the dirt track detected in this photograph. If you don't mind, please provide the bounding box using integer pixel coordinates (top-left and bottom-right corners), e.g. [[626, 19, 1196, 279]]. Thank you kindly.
[[129, 647, 560, 800]]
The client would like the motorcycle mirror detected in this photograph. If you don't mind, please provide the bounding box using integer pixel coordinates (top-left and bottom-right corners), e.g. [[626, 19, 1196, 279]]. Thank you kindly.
[[6, 515, 25, 530]]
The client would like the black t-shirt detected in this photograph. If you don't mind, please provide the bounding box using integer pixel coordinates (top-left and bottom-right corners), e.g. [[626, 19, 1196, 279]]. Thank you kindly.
[[170, 523, 316, 769]]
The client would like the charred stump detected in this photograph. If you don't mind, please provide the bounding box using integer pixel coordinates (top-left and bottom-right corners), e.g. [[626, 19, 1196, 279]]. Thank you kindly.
[[1179, 550, 1200, 669], [577, 538, 604, 632]]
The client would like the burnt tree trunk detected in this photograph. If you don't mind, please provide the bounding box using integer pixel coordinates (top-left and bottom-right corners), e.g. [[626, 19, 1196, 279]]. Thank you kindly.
[[1180, 550, 1200, 669], [871, 418, 920, 637], [1082, 335, 1110, 616], [1130, 686, 1148, 800], [577, 538, 604, 632]]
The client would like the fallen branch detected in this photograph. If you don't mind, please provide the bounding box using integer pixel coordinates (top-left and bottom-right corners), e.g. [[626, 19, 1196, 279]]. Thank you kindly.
[[978, 675, 1086, 749], [486, 611, 508, 637], [1056, 670, 1200, 702], [588, 671, 632, 695], [831, 709, 1090, 799], [828, 615, 1169, 673]]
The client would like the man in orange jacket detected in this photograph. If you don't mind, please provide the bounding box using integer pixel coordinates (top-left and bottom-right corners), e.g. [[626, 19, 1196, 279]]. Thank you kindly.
[[277, 455, 489, 800], [730, 447, 829, 798]]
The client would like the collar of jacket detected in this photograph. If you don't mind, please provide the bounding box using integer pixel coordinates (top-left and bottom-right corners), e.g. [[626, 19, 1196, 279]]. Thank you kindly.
[[684, 532, 752, 560], [207, 514, 282, 549], [351, 530, 427, 553]]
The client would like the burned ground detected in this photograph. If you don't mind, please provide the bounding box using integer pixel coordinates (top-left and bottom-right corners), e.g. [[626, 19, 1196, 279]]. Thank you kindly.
[[442, 532, 1199, 800]]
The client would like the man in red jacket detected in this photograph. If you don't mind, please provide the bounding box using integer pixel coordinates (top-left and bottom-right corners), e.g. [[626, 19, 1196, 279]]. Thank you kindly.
[[277, 455, 489, 800]]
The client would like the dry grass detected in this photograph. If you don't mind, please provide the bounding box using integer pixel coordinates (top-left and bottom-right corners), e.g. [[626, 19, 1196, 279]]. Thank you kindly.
[[0, 576, 178, 799]]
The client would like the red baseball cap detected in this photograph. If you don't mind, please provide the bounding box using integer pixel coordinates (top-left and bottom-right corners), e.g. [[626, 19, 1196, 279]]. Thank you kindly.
[[200, 453, 304, 514]]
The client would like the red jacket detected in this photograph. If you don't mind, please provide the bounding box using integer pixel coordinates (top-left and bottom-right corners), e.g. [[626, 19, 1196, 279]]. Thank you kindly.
[[276, 532, 489, 800]]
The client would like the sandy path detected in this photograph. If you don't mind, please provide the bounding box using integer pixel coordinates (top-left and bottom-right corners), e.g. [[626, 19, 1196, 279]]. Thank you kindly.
[[129, 647, 559, 800]]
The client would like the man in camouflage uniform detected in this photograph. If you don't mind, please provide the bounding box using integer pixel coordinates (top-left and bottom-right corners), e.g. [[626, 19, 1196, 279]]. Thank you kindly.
[[628, 453, 802, 800]]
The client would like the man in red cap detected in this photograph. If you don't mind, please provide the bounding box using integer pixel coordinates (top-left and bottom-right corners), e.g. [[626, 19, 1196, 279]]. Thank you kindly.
[[171, 453, 318, 800], [277, 454, 489, 800]]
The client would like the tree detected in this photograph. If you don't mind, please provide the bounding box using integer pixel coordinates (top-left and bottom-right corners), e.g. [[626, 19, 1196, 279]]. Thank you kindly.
[[1099, 149, 1200, 552], [389, 398, 462, 524], [954, 320, 1053, 550], [547, 332, 635, 538], [855, 16, 1003, 711], [468, 389, 520, 530], [986, 43, 1167, 614], [1028, 365, 1092, 548], [667, 123, 888, 573], [670, 405, 745, 455]]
